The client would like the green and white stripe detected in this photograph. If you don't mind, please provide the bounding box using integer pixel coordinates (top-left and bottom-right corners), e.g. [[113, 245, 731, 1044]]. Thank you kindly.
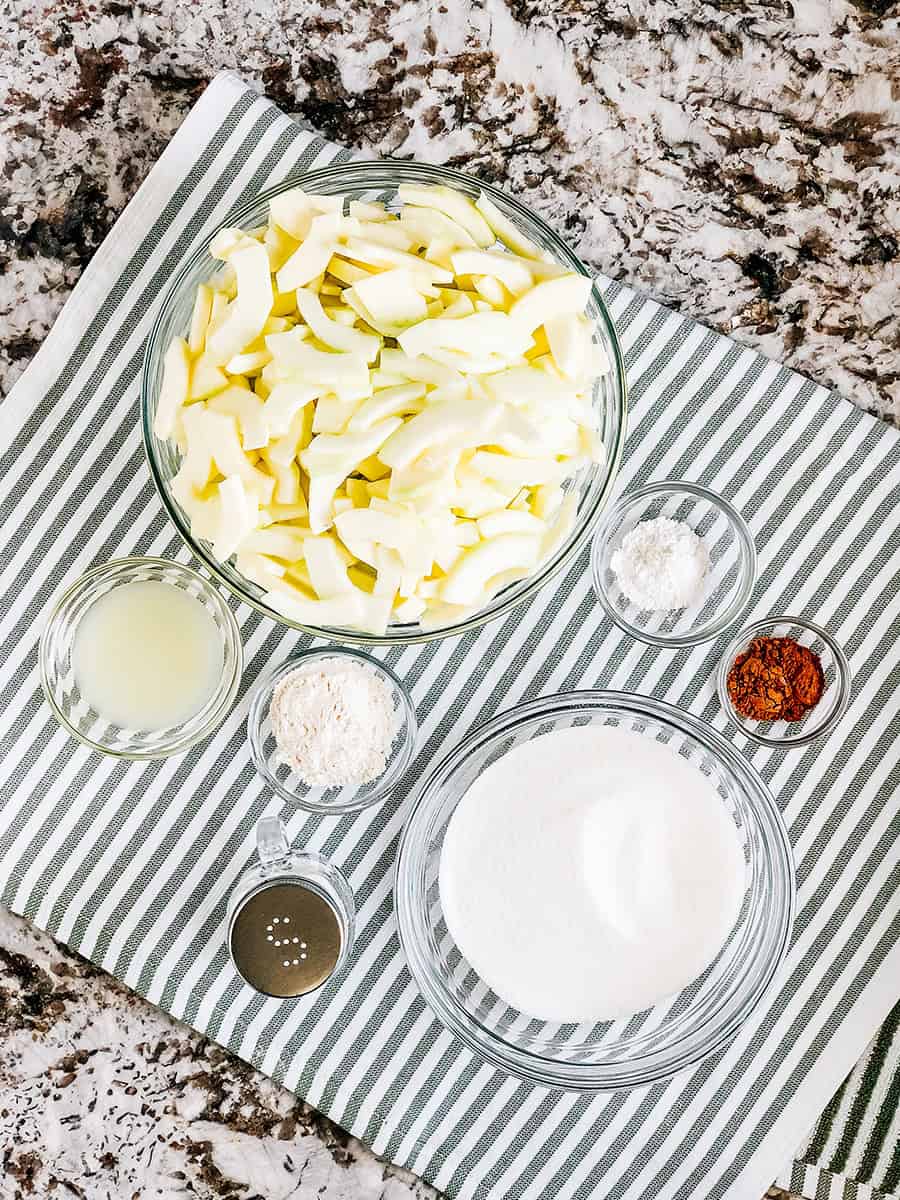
[[1, 71, 897, 1200], [778, 1000, 900, 1200]]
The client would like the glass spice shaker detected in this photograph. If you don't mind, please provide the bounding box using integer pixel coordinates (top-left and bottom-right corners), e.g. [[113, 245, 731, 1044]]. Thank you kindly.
[[227, 815, 355, 998]]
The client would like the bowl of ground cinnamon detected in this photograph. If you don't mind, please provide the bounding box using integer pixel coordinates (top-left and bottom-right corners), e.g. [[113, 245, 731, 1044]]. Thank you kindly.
[[717, 616, 852, 747]]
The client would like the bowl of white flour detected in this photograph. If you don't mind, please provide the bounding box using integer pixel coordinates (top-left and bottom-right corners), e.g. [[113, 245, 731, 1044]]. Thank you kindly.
[[247, 647, 417, 813]]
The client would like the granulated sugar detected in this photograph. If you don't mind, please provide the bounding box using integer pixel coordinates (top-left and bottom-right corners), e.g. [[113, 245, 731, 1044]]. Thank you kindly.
[[439, 727, 746, 1022]]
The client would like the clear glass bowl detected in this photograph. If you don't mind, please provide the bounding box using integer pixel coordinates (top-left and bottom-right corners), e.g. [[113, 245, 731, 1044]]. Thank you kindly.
[[246, 646, 417, 813], [394, 691, 795, 1092], [40, 557, 243, 759], [717, 615, 852, 748], [590, 481, 757, 648], [141, 160, 628, 645]]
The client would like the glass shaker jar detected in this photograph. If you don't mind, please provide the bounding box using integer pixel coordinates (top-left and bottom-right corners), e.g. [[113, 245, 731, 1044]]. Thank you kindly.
[[227, 815, 356, 998]]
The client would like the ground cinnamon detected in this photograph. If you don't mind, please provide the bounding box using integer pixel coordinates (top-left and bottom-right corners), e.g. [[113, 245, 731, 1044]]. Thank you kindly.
[[726, 635, 824, 722]]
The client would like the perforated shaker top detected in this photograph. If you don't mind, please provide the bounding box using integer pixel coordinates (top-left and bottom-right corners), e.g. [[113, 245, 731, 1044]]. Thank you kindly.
[[229, 881, 342, 998]]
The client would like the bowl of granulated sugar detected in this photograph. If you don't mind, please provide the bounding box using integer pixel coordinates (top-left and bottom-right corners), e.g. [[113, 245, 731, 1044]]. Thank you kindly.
[[247, 647, 418, 813], [590, 481, 757, 648]]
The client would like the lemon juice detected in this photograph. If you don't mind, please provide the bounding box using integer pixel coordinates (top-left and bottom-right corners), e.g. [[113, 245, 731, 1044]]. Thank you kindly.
[[72, 580, 223, 730]]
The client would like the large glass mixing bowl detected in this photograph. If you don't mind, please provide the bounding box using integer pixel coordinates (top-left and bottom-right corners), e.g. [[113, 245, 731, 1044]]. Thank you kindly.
[[141, 161, 627, 645], [395, 692, 795, 1091]]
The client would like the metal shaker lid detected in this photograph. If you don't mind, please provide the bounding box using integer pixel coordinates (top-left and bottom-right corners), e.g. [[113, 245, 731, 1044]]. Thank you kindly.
[[229, 880, 343, 998]]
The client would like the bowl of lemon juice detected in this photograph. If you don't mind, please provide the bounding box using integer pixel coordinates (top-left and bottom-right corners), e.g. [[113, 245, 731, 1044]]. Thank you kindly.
[[41, 558, 242, 758]]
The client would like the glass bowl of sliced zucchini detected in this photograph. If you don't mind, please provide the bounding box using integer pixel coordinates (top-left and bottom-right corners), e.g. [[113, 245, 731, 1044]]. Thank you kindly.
[[141, 161, 627, 644]]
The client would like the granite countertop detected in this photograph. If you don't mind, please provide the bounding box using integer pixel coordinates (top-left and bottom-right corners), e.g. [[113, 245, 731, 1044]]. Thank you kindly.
[[1, 0, 898, 1196]]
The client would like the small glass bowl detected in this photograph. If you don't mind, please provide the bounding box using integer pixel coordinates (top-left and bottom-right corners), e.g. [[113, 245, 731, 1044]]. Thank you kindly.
[[395, 691, 795, 1091], [247, 646, 417, 814], [40, 557, 243, 759], [590, 481, 757, 648], [717, 615, 852, 748]]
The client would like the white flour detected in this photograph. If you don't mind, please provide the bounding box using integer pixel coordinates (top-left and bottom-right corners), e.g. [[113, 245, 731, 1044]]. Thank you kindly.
[[610, 516, 709, 611], [439, 727, 746, 1023], [269, 658, 396, 787]]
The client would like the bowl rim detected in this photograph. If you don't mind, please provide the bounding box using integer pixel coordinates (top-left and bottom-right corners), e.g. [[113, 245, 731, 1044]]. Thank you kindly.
[[140, 158, 628, 645], [590, 479, 758, 648], [394, 689, 796, 1091], [716, 614, 853, 747], [246, 645, 418, 813], [39, 556, 243, 760]]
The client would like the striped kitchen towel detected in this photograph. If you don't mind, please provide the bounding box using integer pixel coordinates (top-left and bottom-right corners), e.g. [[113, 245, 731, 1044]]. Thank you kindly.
[[777, 998, 900, 1200], [1, 71, 898, 1200]]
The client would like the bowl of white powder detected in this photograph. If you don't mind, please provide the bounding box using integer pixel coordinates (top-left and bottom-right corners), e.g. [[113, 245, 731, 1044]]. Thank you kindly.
[[590, 480, 757, 647], [395, 691, 794, 1091], [247, 647, 417, 813]]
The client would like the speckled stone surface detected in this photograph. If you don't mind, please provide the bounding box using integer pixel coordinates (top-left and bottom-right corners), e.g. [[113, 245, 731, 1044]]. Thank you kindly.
[[2, 0, 897, 1195], [3, 0, 900, 417], [0, 906, 440, 1199]]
